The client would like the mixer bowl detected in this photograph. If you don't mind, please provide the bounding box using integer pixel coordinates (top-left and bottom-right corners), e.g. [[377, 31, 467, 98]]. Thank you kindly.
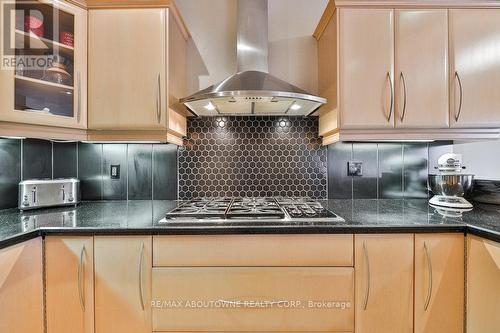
[[428, 174, 474, 198]]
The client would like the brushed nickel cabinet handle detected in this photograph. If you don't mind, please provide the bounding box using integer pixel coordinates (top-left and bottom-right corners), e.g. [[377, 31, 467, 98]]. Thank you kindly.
[[156, 73, 162, 124], [138, 242, 145, 311], [424, 242, 433, 311], [387, 72, 394, 122], [400, 72, 407, 122], [77, 72, 81, 123], [77, 245, 85, 312], [454, 71, 463, 122], [362, 241, 371, 310]]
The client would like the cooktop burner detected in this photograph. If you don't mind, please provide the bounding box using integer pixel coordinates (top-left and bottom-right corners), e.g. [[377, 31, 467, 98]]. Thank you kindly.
[[164, 197, 344, 223], [226, 197, 284, 220], [166, 198, 232, 219]]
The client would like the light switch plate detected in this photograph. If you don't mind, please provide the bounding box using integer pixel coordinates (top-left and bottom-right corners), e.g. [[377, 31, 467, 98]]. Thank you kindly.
[[347, 161, 363, 176]]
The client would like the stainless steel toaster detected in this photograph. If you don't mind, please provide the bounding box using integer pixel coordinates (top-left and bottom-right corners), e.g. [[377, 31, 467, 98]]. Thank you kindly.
[[18, 178, 80, 210]]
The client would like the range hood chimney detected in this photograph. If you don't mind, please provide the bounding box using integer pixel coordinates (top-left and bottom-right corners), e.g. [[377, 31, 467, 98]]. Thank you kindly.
[[180, 0, 326, 117]]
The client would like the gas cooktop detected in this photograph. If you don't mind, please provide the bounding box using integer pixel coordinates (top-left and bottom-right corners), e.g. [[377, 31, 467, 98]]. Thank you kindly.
[[162, 197, 344, 223]]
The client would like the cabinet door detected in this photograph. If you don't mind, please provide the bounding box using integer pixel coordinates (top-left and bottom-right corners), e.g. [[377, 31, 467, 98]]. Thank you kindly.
[[339, 9, 394, 129], [46, 236, 94, 333], [415, 234, 464, 333], [94, 236, 152, 333], [0, 238, 43, 333], [355, 234, 413, 333], [395, 10, 449, 128], [0, 1, 87, 129], [450, 10, 500, 128], [467, 235, 500, 333], [153, 267, 354, 332], [89, 9, 167, 130]]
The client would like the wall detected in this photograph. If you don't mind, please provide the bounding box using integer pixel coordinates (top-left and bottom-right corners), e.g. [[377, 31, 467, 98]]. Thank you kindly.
[[453, 139, 500, 180], [178, 116, 327, 199], [0, 138, 178, 209], [176, 0, 328, 95], [328, 141, 453, 199]]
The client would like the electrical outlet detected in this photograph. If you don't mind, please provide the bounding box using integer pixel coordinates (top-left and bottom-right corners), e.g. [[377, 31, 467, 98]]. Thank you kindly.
[[110, 165, 120, 179], [347, 161, 363, 177]]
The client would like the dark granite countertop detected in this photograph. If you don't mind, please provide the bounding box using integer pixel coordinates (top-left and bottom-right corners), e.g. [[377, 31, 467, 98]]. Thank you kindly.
[[0, 199, 498, 249]]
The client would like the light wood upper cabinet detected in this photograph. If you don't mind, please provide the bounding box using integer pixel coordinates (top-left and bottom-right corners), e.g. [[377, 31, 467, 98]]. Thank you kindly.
[[94, 236, 152, 333], [88, 7, 188, 144], [414, 234, 464, 333], [339, 8, 395, 129], [0, 238, 44, 333], [89, 8, 167, 130], [467, 235, 500, 333], [395, 9, 449, 128], [355, 234, 413, 333], [0, 0, 87, 130], [45, 236, 94, 333], [449, 9, 500, 128]]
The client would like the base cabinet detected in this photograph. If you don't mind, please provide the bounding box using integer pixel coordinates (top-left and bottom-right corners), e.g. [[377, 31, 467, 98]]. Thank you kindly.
[[354, 234, 414, 333], [152, 267, 354, 332], [0, 237, 44, 333], [94, 236, 152, 333], [45, 236, 94, 333], [467, 235, 500, 333], [414, 234, 464, 333]]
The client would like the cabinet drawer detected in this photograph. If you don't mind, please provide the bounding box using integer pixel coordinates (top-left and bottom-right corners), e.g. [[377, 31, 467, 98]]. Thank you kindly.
[[153, 234, 353, 267], [152, 267, 354, 332]]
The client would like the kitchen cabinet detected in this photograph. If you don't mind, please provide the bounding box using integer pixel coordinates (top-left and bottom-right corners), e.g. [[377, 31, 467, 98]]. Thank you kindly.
[[153, 267, 354, 332], [449, 9, 500, 128], [0, 237, 44, 333], [0, 0, 87, 130], [94, 236, 152, 333], [467, 235, 500, 333], [153, 234, 353, 267], [395, 9, 449, 128], [88, 7, 188, 144], [45, 236, 94, 333], [315, 2, 500, 144], [338, 8, 395, 129], [414, 234, 464, 333], [354, 234, 414, 333]]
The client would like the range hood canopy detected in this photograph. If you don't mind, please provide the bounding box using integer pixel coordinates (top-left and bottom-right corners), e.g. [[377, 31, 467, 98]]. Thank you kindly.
[[180, 0, 326, 117]]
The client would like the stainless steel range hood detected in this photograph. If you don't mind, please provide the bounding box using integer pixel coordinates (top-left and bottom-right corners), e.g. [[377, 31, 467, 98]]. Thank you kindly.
[[180, 0, 326, 117]]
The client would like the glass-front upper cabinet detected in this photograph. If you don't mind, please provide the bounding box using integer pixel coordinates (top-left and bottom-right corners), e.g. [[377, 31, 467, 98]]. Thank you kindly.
[[0, 0, 87, 129]]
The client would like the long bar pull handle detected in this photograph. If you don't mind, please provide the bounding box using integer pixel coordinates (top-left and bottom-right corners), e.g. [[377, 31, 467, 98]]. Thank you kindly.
[[362, 241, 371, 310], [156, 74, 162, 124], [32, 186, 37, 204], [138, 242, 145, 311], [454, 71, 463, 122], [400, 72, 407, 122], [77, 72, 81, 123], [387, 72, 394, 122], [77, 245, 85, 312], [424, 242, 433, 311]]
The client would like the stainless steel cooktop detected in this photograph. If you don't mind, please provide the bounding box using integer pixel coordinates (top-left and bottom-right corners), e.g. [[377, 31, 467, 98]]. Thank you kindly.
[[161, 197, 344, 223]]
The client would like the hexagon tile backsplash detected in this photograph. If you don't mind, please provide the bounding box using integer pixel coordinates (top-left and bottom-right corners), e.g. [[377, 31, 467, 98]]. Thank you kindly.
[[178, 116, 328, 199]]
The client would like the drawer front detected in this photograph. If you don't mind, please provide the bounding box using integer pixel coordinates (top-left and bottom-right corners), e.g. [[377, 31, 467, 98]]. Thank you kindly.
[[153, 234, 353, 267], [152, 267, 354, 332]]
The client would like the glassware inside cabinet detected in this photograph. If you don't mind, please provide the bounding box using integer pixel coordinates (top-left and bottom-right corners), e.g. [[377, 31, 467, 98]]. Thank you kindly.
[[14, 0, 75, 118]]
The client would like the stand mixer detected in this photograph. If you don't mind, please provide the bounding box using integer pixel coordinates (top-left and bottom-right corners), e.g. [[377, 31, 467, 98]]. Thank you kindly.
[[428, 153, 474, 209]]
